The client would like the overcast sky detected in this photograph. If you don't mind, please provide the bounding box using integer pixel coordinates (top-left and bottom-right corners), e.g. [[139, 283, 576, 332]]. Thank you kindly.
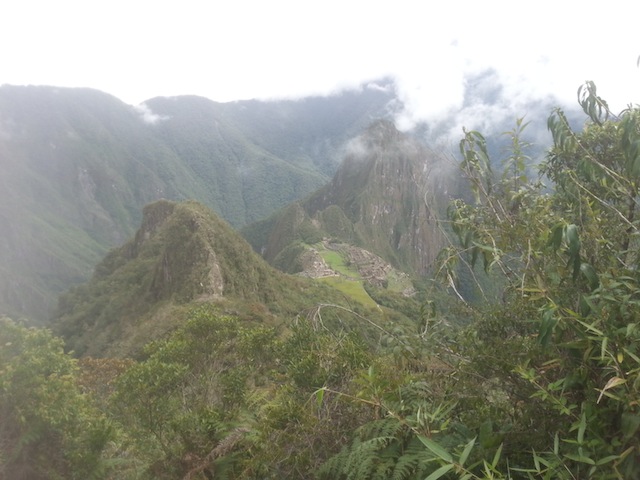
[[3, 0, 639, 131]]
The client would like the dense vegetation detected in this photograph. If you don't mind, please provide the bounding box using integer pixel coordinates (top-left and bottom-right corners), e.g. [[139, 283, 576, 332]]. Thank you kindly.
[[2, 82, 640, 479]]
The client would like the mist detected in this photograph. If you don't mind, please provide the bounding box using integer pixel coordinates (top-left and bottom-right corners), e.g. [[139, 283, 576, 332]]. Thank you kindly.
[[134, 103, 169, 125]]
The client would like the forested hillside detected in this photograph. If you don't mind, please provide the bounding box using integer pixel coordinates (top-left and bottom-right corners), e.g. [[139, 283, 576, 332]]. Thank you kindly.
[[3, 82, 638, 479], [52, 199, 406, 358], [0, 83, 394, 322]]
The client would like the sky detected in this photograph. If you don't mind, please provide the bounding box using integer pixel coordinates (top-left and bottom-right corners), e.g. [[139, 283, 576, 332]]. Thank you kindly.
[[2, 0, 639, 133]]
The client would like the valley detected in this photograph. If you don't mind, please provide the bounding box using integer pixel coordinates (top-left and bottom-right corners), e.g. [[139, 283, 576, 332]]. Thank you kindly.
[[0, 83, 396, 322]]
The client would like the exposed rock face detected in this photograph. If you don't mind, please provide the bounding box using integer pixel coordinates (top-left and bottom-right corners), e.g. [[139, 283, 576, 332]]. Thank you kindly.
[[91, 199, 226, 303], [318, 120, 452, 274], [244, 120, 460, 283], [249, 120, 458, 277], [198, 245, 225, 301], [136, 200, 176, 241], [144, 202, 227, 302]]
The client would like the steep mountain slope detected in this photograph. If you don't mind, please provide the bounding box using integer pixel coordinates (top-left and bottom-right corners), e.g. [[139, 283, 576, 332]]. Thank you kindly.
[[244, 120, 458, 277], [53, 199, 367, 357], [140, 95, 328, 226], [0, 86, 203, 322], [213, 79, 399, 175], [0, 84, 394, 322]]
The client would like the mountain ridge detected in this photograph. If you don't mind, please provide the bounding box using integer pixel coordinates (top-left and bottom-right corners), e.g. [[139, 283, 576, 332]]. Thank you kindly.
[[0, 83, 395, 322], [54, 199, 373, 357], [244, 120, 458, 278]]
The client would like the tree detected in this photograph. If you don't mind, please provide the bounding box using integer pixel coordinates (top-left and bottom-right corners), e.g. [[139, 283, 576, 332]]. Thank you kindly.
[[0, 318, 114, 480], [434, 81, 640, 478], [110, 305, 373, 479]]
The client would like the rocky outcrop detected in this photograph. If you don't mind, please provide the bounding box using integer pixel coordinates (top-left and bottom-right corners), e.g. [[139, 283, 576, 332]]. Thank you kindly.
[[53, 200, 285, 356], [252, 120, 458, 277]]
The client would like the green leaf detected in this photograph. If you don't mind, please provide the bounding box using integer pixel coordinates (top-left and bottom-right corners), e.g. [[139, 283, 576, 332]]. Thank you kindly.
[[549, 223, 564, 250], [579, 263, 599, 290], [595, 454, 620, 465], [623, 347, 640, 364], [621, 412, 640, 439], [538, 308, 558, 346], [565, 224, 580, 256], [600, 336, 608, 361], [425, 464, 454, 480], [491, 443, 503, 468], [564, 453, 595, 465], [418, 436, 453, 463], [532, 451, 551, 468], [577, 411, 586, 444], [533, 450, 541, 471], [459, 437, 476, 467], [573, 317, 604, 336]]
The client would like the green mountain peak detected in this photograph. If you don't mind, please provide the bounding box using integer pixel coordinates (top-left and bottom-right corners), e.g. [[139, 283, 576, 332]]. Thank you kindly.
[[245, 120, 459, 277], [53, 200, 287, 356]]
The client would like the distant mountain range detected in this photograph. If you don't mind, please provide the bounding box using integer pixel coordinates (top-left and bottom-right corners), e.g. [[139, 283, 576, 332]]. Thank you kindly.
[[52, 120, 466, 356], [0, 79, 573, 324], [0, 82, 395, 322]]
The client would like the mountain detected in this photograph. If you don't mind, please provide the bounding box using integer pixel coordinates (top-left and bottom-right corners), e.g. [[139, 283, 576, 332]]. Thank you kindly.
[[139, 81, 396, 226], [53, 199, 374, 357], [207, 80, 400, 176], [0, 86, 195, 323], [243, 120, 459, 278], [0, 83, 395, 322]]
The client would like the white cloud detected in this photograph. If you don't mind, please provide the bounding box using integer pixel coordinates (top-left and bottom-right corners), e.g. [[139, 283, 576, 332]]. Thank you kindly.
[[134, 103, 169, 125]]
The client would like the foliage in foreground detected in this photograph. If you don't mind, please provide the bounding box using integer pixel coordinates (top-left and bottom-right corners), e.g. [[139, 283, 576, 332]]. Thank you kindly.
[[0, 318, 114, 480], [108, 305, 376, 479], [320, 82, 640, 479]]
